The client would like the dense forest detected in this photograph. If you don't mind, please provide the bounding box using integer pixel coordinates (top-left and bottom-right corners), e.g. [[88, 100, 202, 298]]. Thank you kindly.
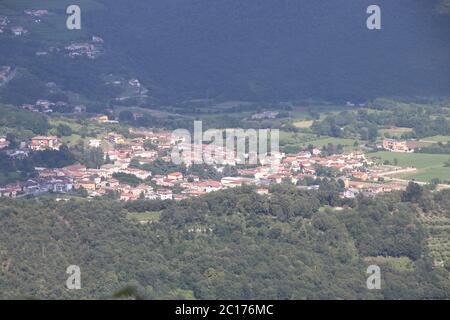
[[0, 184, 449, 299], [91, 0, 450, 102], [1, 0, 450, 105]]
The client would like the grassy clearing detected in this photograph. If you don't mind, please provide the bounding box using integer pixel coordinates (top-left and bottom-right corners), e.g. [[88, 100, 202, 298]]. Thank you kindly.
[[290, 111, 311, 119], [293, 120, 314, 128], [279, 131, 316, 146], [49, 118, 83, 131], [420, 135, 450, 143], [369, 151, 450, 182], [396, 168, 450, 183], [379, 127, 413, 138], [127, 211, 161, 224], [307, 137, 359, 148], [60, 134, 91, 146], [364, 256, 415, 273], [280, 131, 360, 152], [370, 152, 449, 169], [49, 117, 106, 147]]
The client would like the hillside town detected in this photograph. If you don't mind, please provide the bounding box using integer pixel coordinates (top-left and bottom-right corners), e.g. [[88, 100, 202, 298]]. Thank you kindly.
[[0, 9, 103, 59], [0, 128, 417, 201], [65, 37, 104, 59]]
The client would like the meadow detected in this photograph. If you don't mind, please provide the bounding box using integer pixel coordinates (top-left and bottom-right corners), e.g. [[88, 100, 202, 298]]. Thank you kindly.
[[420, 135, 450, 143], [369, 151, 450, 182], [127, 211, 161, 224], [379, 127, 413, 138]]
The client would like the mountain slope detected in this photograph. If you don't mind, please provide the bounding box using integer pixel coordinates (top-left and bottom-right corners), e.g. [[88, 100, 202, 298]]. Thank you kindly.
[[0, 0, 449, 105]]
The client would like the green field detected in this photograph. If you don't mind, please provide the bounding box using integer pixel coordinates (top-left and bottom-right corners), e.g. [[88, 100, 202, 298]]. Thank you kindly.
[[280, 131, 360, 152], [49, 118, 84, 131], [279, 131, 316, 145], [293, 120, 314, 128], [379, 127, 413, 138], [49, 117, 107, 147], [364, 256, 415, 273], [307, 137, 359, 149], [127, 211, 161, 224], [370, 151, 450, 182], [420, 135, 450, 143]]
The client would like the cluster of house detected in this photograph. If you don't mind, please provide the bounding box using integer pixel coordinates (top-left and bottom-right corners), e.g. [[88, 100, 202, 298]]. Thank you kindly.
[[0, 14, 27, 36], [35, 36, 103, 58], [10, 25, 28, 36], [24, 8, 48, 30], [24, 9, 49, 17], [0, 15, 9, 34], [1, 9, 49, 36], [110, 78, 149, 102], [0, 135, 67, 198], [0, 176, 74, 198], [383, 139, 418, 153], [129, 79, 141, 88], [30, 136, 60, 151], [271, 149, 405, 198], [0, 137, 10, 150], [22, 98, 86, 114], [251, 111, 279, 120], [95, 115, 119, 124], [0, 127, 410, 201], [1, 135, 60, 153], [65, 37, 103, 59]]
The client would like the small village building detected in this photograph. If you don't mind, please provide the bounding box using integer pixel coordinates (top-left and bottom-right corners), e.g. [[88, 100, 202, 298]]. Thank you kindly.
[[0, 136, 9, 150], [11, 26, 27, 36], [256, 188, 269, 195], [89, 139, 101, 148], [76, 179, 96, 191], [383, 139, 416, 153], [157, 189, 173, 200], [30, 136, 59, 151], [167, 172, 183, 181]]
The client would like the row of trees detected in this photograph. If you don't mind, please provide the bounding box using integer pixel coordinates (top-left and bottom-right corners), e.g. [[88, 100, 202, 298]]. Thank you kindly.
[[311, 103, 450, 141]]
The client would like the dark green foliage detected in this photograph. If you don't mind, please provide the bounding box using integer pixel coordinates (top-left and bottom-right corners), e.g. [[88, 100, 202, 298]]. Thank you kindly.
[[0, 152, 36, 185], [118, 111, 135, 123], [312, 104, 450, 140], [82, 147, 105, 169], [0, 105, 49, 135], [402, 182, 423, 203], [417, 142, 450, 155], [0, 186, 448, 299], [29, 145, 76, 168], [0, 146, 76, 184], [56, 124, 73, 137], [112, 172, 142, 187], [140, 159, 187, 176]]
